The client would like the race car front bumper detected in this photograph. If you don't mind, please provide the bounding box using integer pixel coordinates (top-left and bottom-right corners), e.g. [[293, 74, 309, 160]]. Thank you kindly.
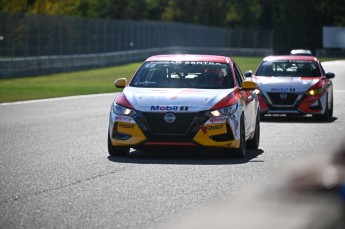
[[108, 109, 241, 149], [258, 91, 328, 115]]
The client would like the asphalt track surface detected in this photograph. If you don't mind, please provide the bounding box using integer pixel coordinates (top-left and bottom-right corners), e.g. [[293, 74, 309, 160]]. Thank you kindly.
[[1, 61, 344, 229]]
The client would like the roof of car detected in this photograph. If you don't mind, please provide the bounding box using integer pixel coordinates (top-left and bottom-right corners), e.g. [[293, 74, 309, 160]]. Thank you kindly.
[[263, 55, 319, 62], [145, 54, 233, 64]]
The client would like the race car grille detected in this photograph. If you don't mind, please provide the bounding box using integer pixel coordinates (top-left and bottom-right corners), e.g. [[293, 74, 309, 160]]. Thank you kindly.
[[267, 92, 299, 106], [142, 112, 197, 135]]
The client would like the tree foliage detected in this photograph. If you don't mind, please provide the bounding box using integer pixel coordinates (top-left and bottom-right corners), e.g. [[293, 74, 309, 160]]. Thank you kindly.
[[270, 0, 345, 53], [1, 0, 344, 52], [0, 0, 80, 15], [0, 0, 263, 27], [1, 0, 343, 28]]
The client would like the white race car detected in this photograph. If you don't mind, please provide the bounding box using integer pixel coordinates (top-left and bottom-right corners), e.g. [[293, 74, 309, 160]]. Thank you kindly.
[[108, 54, 260, 158], [245, 55, 335, 121]]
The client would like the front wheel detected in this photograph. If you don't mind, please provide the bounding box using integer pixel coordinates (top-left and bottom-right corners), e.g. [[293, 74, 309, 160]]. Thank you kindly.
[[225, 114, 246, 158], [108, 134, 130, 156], [247, 110, 260, 149], [313, 93, 333, 122]]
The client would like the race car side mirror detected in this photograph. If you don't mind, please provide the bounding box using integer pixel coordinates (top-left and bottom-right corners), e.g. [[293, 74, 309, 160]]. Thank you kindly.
[[244, 70, 253, 78], [325, 72, 335, 79], [241, 80, 258, 91], [114, 78, 127, 88]]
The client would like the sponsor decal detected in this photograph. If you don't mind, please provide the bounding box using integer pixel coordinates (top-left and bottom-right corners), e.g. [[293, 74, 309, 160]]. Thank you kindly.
[[115, 115, 133, 122], [151, 106, 178, 111], [209, 117, 227, 123], [150, 106, 189, 111], [271, 88, 296, 92], [273, 60, 314, 63], [184, 62, 222, 65], [206, 124, 224, 130], [150, 61, 222, 65], [199, 124, 225, 134], [118, 123, 135, 129]]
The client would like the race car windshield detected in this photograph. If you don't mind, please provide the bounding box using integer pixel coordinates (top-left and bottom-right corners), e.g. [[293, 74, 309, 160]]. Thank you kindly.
[[130, 62, 233, 89], [256, 60, 321, 77]]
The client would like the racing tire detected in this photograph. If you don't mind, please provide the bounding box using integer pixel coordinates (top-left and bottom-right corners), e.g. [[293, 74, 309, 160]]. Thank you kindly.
[[108, 134, 130, 156], [225, 114, 246, 158], [247, 110, 260, 149], [313, 93, 333, 122]]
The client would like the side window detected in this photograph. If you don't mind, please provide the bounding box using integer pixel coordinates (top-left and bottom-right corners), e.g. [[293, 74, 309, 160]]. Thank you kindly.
[[319, 63, 326, 75], [233, 63, 244, 86]]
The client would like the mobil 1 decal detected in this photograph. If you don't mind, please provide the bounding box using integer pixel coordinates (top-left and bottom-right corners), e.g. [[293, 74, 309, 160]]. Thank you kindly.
[[150, 105, 189, 111]]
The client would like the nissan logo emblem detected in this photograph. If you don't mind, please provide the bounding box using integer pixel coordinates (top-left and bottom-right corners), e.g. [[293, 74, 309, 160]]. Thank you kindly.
[[280, 93, 288, 99], [164, 113, 176, 123]]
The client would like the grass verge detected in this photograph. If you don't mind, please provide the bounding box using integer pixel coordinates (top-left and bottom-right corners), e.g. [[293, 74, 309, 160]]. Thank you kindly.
[[0, 56, 339, 103], [0, 63, 141, 103]]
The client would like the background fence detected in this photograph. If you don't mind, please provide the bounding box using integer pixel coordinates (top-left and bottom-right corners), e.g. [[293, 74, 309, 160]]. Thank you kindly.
[[0, 13, 273, 78]]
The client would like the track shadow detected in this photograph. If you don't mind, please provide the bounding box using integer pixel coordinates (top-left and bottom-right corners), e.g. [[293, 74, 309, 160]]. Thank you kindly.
[[107, 148, 264, 165], [260, 115, 337, 123]]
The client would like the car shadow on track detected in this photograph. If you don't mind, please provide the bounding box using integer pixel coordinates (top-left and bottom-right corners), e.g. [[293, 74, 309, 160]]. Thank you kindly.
[[260, 115, 337, 123], [107, 148, 264, 165]]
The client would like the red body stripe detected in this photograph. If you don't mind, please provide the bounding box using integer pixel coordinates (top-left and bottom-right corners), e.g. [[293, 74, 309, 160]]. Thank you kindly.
[[115, 93, 134, 109], [210, 90, 239, 110]]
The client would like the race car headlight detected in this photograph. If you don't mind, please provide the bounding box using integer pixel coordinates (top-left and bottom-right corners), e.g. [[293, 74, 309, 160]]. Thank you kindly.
[[306, 87, 325, 96], [112, 103, 136, 116], [206, 103, 238, 117], [254, 88, 261, 95]]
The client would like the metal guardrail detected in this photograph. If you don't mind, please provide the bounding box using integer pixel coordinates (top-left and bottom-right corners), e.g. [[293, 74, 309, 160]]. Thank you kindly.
[[0, 13, 273, 78], [0, 13, 273, 57], [0, 47, 272, 78]]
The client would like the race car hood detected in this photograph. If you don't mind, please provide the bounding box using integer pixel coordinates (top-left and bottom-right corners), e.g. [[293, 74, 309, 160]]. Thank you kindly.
[[253, 76, 321, 93], [121, 87, 235, 112]]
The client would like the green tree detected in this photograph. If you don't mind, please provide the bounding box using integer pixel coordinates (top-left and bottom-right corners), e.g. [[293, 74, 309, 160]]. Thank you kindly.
[[0, 0, 81, 16], [1, 0, 344, 54], [314, 0, 345, 26], [91, 0, 149, 20], [75, 0, 98, 18], [271, 0, 345, 54], [160, 0, 261, 27], [222, 0, 262, 27], [0, 0, 31, 13], [145, 0, 165, 20]]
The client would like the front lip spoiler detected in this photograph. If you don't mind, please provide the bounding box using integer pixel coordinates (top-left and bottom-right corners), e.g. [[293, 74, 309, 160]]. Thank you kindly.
[[265, 110, 301, 114]]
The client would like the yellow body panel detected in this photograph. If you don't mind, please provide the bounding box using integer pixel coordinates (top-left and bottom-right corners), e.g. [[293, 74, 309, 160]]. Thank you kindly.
[[193, 124, 240, 148], [111, 121, 241, 149], [111, 122, 147, 147]]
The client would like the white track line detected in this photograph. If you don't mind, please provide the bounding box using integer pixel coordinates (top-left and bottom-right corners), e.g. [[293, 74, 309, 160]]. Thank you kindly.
[[0, 93, 118, 106]]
